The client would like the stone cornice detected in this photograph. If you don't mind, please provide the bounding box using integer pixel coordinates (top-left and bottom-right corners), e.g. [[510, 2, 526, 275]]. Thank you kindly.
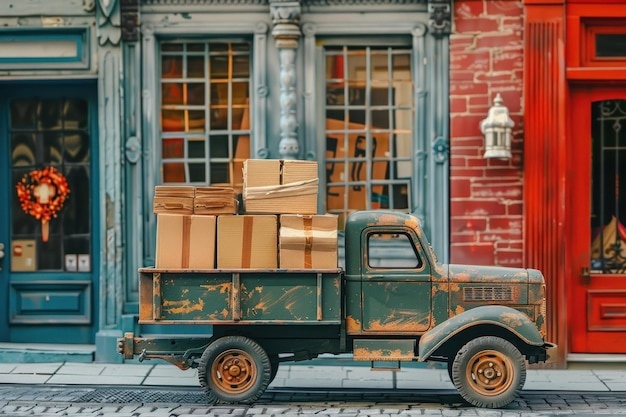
[[142, 0, 425, 6]]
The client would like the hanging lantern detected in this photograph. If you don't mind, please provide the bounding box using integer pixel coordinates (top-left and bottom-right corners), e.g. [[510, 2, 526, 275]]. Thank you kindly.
[[480, 93, 514, 159]]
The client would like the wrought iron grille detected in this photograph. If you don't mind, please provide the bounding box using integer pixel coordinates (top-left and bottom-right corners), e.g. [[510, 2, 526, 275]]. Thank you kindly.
[[590, 99, 626, 274]]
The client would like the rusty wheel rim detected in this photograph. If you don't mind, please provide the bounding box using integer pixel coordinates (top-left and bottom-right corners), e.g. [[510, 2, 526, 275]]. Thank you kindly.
[[211, 348, 257, 394], [465, 349, 514, 396]]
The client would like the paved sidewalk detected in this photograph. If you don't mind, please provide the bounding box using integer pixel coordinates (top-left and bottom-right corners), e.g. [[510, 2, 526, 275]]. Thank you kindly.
[[0, 361, 625, 392]]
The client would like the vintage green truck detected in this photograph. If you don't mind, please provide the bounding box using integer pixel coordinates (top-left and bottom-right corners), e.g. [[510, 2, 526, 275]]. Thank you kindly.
[[117, 210, 556, 408]]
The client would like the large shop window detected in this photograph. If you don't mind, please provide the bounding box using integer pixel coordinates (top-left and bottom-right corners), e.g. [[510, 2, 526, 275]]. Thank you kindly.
[[10, 98, 91, 271], [324, 45, 414, 226], [159, 41, 251, 192]]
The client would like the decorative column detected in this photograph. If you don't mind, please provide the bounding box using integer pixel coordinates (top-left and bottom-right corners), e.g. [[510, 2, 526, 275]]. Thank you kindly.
[[270, 1, 301, 160], [426, 0, 451, 263], [120, 0, 143, 340], [95, 0, 125, 362]]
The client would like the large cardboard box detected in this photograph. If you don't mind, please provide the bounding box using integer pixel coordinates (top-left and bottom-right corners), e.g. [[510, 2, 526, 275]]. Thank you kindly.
[[217, 215, 278, 268], [243, 159, 318, 214], [155, 214, 216, 268], [153, 186, 195, 215], [194, 187, 238, 215], [279, 214, 338, 269]]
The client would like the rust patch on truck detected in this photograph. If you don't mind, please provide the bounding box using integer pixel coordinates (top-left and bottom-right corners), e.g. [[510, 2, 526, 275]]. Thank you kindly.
[[346, 315, 361, 333], [164, 298, 205, 315], [501, 311, 524, 328], [353, 348, 408, 359], [200, 283, 230, 294]]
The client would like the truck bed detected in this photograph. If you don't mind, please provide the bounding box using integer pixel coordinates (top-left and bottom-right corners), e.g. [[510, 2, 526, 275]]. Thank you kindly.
[[138, 267, 343, 324]]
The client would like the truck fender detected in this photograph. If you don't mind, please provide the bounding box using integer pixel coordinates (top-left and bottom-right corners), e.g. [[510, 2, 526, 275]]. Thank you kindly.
[[418, 305, 544, 361]]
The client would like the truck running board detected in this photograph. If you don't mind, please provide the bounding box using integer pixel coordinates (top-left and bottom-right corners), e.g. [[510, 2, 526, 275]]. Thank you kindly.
[[370, 360, 401, 371]]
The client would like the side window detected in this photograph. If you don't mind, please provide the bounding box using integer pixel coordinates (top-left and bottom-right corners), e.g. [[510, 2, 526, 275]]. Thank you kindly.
[[367, 232, 421, 269], [324, 44, 414, 227], [159, 40, 251, 192]]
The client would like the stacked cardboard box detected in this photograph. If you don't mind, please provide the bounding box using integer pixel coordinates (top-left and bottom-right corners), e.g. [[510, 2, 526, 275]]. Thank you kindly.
[[279, 214, 338, 269], [194, 187, 238, 215], [242, 159, 318, 214], [153, 186, 195, 215], [156, 214, 216, 269], [154, 186, 237, 269], [217, 215, 278, 269]]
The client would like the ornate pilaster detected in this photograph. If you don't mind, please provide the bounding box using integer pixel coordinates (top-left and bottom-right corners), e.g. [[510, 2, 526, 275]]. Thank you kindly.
[[271, 1, 302, 160], [95, 0, 125, 363]]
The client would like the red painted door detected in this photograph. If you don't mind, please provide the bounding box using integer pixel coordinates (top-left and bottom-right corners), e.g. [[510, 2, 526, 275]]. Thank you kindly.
[[570, 86, 626, 353]]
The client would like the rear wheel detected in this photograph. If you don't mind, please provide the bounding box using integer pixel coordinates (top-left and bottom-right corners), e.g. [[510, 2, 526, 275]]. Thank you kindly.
[[269, 354, 280, 384], [450, 336, 526, 408], [198, 336, 271, 404]]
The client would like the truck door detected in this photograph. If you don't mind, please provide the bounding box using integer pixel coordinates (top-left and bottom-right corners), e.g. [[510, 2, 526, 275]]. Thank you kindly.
[[359, 227, 432, 333]]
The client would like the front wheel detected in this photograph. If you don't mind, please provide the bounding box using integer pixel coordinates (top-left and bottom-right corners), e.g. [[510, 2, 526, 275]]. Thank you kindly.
[[450, 336, 526, 408], [198, 336, 271, 404]]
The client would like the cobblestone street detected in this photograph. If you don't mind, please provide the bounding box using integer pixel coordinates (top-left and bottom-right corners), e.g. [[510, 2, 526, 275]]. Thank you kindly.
[[2, 385, 626, 416]]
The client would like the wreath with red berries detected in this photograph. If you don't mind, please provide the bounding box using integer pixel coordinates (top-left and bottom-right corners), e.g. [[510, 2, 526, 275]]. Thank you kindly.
[[16, 167, 70, 238]]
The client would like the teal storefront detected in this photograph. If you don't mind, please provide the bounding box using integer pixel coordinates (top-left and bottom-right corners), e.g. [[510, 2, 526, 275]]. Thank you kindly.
[[0, 0, 451, 363]]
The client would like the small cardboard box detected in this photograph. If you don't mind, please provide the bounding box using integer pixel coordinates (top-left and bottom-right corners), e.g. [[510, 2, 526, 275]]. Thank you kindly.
[[153, 186, 195, 215], [243, 159, 318, 214], [279, 214, 338, 269], [194, 187, 238, 215], [155, 214, 216, 269], [217, 215, 278, 268]]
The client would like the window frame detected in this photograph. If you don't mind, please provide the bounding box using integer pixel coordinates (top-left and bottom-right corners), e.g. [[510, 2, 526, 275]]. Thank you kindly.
[[157, 38, 253, 188], [582, 19, 626, 67], [321, 41, 415, 223], [140, 19, 270, 264], [301, 14, 449, 262]]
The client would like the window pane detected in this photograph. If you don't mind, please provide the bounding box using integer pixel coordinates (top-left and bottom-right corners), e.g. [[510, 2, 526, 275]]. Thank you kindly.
[[188, 137, 205, 158], [162, 138, 184, 159], [368, 233, 421, 268], [210, 55, 229, 79], [187, 56, 205, 78], [11, 100, 38, 129], [232, 55, 250, 78], [187, 83, 205, 106], [162, 56, 182, 79], [596, 34, 626, 58]]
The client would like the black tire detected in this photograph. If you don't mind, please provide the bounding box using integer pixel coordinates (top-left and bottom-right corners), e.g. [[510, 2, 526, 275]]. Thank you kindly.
[[450, 336, 526, 408], [269, 354, 280, 384], [197, 336, 271, 404]]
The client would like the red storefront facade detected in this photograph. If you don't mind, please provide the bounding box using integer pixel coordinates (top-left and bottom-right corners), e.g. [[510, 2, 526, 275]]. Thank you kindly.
[[451, 0, 626, 366]]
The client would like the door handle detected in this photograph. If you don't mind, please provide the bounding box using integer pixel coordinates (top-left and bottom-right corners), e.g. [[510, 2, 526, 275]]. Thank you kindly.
[[580, 266, 590, 285]]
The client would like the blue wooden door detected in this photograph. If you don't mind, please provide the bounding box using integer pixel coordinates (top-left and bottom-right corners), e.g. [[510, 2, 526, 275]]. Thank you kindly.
[[0, 82, 99, 343]]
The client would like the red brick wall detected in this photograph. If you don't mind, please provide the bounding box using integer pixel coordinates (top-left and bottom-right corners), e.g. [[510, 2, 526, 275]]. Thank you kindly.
[[449, 0, 524, 267]]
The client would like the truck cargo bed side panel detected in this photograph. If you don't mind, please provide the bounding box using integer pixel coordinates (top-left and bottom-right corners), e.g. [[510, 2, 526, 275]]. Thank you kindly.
[[139, 269, 341, 324]]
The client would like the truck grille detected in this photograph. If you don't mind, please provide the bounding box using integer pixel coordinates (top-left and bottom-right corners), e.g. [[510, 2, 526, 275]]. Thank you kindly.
[[463, 286, 513, 302]]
